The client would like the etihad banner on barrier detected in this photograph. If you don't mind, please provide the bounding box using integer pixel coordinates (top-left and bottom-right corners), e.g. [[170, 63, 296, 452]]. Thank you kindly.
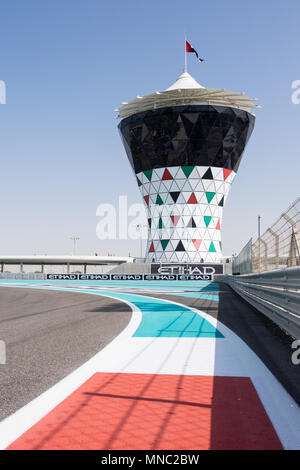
[[150, 263, 224, 276], [46, 264, 223, 281], [46, 272, 219, 281]]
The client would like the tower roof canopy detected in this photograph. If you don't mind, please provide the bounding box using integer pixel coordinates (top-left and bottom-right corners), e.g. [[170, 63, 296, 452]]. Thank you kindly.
[[116, 71, 260, 119], [166, 71, 205, 90]]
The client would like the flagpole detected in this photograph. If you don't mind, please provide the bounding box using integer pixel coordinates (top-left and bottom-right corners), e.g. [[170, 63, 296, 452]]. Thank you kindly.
[[184, 34, 187, 72]]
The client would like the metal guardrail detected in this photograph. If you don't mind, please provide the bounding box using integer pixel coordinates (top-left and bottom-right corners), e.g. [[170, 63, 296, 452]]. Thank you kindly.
[[219, 267, 300, 339]]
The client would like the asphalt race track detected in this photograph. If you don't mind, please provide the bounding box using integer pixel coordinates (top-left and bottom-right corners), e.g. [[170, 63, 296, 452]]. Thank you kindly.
[[150, 284, 300, 406], [0, 280, 299, 450], [0, 287, 131, 420]]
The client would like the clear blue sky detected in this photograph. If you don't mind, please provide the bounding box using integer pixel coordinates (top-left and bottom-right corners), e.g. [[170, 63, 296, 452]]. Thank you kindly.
[[0, 0, 299, 256]]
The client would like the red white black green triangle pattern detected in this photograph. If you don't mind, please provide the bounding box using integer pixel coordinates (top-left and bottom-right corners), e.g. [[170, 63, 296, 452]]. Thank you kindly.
[[136, 166, 236, 262]]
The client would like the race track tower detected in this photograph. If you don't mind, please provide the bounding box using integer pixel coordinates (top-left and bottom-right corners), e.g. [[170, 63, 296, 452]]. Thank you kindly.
[[117, 71, 258, 263]]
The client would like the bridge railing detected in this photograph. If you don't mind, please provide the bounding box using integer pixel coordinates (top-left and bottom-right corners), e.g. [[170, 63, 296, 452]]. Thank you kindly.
[[219, 267, 300, 339]]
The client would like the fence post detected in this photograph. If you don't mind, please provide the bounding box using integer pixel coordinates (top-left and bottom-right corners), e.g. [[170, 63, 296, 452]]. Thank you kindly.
[[266, 228, 279, 270], [260, 238, 268, 272], [282, 213, 300, 267]]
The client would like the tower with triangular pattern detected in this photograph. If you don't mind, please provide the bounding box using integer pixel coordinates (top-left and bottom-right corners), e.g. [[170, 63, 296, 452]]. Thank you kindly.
[[117, 71, 258, 263]]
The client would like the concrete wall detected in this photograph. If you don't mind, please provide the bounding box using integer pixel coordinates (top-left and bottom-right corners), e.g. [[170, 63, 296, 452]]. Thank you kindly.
[[0, 264, 117, 275], [109, 262, 151, 274]]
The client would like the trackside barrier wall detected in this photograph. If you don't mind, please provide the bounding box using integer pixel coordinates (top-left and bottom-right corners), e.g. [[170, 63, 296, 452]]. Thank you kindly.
[[109, 262, 151, 274], [0, 273, 214, 281], [219, 267, 300, 339], [0, 273, 46, 280]]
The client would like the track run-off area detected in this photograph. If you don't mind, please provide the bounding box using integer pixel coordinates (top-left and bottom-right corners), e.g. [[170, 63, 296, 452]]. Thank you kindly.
[[0, 279, 299, 450]]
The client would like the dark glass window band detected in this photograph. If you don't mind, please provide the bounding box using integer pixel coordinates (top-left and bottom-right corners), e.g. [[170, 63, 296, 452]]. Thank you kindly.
[[118, 104, 255, 174]]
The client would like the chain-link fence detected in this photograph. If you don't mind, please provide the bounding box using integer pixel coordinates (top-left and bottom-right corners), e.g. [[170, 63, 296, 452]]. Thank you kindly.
[[233, 198, 300, 274], [232, 239, 253, 274]]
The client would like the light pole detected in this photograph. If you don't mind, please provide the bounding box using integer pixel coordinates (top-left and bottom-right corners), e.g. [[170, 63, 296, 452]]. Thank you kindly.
[[70, 237, 80, 256]]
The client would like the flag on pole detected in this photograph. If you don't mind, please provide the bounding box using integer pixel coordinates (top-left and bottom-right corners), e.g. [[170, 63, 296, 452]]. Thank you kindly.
[[185, 40, 204, 62]]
